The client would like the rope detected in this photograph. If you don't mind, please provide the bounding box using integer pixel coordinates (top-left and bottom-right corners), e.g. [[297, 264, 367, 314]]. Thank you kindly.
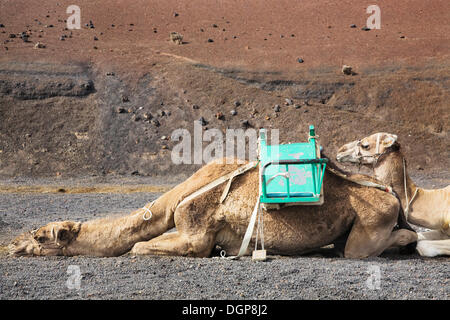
[[139, 201, 155, 221], [403, 158, 419, 219]]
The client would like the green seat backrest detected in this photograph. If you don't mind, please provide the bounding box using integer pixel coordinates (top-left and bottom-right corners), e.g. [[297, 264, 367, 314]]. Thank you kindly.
[[259, 125, 327, 204]]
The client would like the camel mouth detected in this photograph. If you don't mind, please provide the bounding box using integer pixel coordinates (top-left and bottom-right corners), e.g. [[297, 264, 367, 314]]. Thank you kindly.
[[8, 231, 47, 257], [336, 153, 357, 163]]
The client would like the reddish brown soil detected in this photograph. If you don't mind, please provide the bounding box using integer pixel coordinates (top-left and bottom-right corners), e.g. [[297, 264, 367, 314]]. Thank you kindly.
[[1, 0, 450, 70], [0, 0, 449, 184]]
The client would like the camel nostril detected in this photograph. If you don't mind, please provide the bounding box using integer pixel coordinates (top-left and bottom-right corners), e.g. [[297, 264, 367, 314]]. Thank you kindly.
[[337, 146, 346, 153]]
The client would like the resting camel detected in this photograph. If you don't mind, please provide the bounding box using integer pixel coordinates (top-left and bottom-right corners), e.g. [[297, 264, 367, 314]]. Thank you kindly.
[[9, 157, 417, 259], [336, 133, 450, 257]]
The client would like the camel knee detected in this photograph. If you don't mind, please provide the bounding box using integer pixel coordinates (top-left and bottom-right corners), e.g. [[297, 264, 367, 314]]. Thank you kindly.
[[394, 229, 418, 247]]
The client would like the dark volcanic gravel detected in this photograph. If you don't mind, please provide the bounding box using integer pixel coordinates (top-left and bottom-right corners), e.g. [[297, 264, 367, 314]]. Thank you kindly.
[[0, 192, 449, 300]]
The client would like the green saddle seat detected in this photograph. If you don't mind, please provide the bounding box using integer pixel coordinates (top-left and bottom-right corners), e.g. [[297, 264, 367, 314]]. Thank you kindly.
[[259, 125, 328, 206]]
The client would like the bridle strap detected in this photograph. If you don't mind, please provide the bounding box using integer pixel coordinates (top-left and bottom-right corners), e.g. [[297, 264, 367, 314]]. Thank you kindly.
[[375, 133, 381, 155]]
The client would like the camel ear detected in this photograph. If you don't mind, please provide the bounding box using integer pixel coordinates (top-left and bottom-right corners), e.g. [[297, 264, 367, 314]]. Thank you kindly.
[[383, 134, 398, 148], [51, 222, 80, 246]]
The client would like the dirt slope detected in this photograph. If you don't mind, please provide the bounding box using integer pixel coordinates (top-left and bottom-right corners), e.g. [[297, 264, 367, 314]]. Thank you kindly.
[[0, 0, 448, 183]]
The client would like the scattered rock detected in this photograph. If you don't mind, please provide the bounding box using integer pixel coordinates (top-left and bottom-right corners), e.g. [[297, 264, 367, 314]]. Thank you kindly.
[[174, 12, 179, 17], [20, 32, 30, 42], [9, 34, 16, 38], [241, 120, 250, 128], [297, 58, 304, 63], [215, 112, 224, 120], [161, 136, 167, 140], [274, 105, 280, 112], [157, 109, 165, 117], [170, 32, 183, 45], [106, 72, 115, 76], [341, 65, 353, 75], [34, 42, 45, 49], [400, 35, 405, 39], [294, 104, 301, 109], [230, 110, 237, 116], [361, 26, 371, 31], [207, 38, 214, 43], [198, 117, 207, 126], [284, 98, 293, 106], [0, 24, 5, 28], [117, 107, 128, 113], [151, 119, 160, 127], [192, 104, 199, 110], [89, 20, 95, 29], [122, 95, 129, 102], [350, 24, 357, 28], [143, 113, 153, 120], [94, 36, 98, 41], [234, 101, 241, 107], [212, 24, 218, 28]]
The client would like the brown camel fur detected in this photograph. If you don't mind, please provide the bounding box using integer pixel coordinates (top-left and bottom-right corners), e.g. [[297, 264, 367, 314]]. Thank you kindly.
[[9, 157, 417, 258], [337, 133, 450, 257]]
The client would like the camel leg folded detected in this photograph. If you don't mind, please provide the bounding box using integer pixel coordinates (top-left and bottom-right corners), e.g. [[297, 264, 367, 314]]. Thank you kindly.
[[417, 230, 448, 241], [416, 239, 450, 257], [344, 198, 418, 258], [345, 226, 418, 258], [131, 231, 215, 257]]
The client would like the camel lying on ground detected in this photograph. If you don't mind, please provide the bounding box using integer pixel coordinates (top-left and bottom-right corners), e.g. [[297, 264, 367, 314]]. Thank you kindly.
[[337, 133, 450, 257], [9, 157, 417, 258]]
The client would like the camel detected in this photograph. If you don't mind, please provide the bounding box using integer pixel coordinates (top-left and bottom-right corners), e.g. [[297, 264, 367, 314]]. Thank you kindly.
[[9, 157, 418, 259], [336, 133, 450, 257]]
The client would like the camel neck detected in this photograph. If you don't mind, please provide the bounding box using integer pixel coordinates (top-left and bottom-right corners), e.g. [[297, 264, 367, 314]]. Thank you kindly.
[[69, 197, 173, 256], [373, 151, 418, 211], [372, 151, 448, 230]]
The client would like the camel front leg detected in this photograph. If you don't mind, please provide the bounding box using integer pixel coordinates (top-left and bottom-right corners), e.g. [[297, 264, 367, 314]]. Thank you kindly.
[[345, 226, 418, 258], [131, 231, 216, 257], [417, 230, 448, 241]]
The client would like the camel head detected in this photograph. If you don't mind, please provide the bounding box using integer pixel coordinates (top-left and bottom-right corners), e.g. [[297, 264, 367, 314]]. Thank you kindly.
[[9, 221, 81, 256], [336, 132, 398, 165]]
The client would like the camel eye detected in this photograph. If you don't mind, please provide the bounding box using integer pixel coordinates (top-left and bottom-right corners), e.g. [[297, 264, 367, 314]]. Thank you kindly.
[[36, 236, 46, 243], [361, 143, 370, 149]]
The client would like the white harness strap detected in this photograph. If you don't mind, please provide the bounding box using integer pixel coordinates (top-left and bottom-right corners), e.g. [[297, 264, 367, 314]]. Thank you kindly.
[[375, 133, 381, 155], [177, 161, 259, 210], [326, 167, 393, 194]]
